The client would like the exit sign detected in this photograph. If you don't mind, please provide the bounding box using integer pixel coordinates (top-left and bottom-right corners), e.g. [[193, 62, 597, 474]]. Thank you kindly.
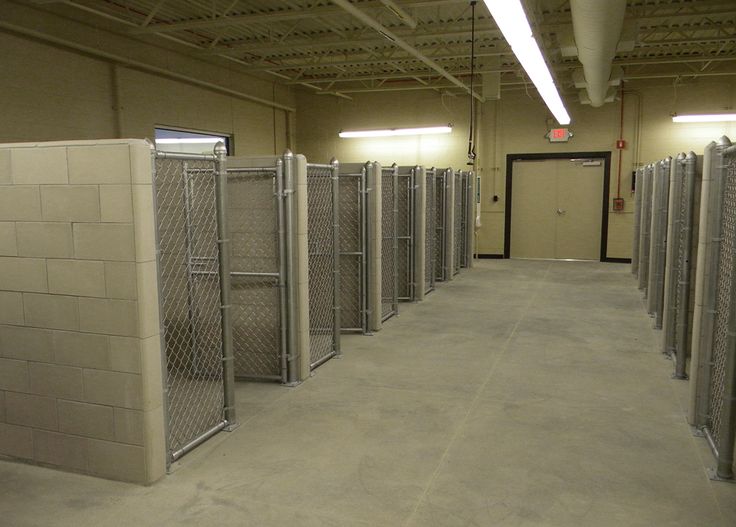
[[547, 128, 572, 143]]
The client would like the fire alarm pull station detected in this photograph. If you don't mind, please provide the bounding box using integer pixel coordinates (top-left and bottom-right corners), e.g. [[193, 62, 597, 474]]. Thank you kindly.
[[616, 139, 626, 149], [613, 197, 625, 211]]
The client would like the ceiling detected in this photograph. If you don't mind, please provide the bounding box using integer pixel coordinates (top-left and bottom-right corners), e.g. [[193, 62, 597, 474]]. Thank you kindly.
[[35, 0, 736, 102]]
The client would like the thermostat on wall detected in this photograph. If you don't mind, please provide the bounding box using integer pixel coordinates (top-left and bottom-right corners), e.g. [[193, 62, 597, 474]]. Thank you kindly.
[[546, 128, 573, 143]]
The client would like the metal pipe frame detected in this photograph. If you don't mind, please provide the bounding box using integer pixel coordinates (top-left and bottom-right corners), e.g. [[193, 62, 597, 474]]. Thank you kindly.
[[425, 167, 437, 294], [712, 144, 736, 481], [275, 158, 289, 384], [648, 158, 671, 328], [337, 170, 368, 333], [694, 138, 732, 429], [674, 153, 698, 380], [392, 165, 400, 312], [283, 151, 299, 385], [638, 165, 653, 293], [464, 171, 475, 268], [663, 154, 685, 360], [331, 158, 342, 357], [214, 143, 237, 430], [435, 170, 447, 282], [360, 166, 369, 333], [148, 142, 173, 469]]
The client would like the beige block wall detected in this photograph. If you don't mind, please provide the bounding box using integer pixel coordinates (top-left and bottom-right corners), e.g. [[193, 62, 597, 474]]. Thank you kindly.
[[0, 139, 165, 484]]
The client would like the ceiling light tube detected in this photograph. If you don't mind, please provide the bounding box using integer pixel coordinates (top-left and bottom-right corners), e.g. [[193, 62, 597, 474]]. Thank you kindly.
[[339, 125, 452, 138], [672, 114, 736, 123], [483, 0, 571, 125]]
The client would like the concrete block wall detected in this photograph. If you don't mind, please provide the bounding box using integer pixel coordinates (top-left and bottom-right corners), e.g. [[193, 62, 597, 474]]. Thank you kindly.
[[0, 139, 166, 484]]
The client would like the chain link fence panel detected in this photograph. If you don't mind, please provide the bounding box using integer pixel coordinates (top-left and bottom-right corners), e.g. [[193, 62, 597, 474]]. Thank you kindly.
[[227, 167, 285, 381], [381, 167, 398, 320], [638, 164, 654, 293], [153, 155, 226, 461], [435, 170, 448, 282], [397, 170, 415, 301], [339, 170, 367, 332], [425, 168, 436, 293], [647, 159, 670, 328], [708, 153, 736, 454], [306, 164, 339, 369]]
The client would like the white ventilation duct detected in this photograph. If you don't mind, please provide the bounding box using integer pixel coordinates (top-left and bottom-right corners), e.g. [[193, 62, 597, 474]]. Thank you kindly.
[[569, 0, 627, 107]]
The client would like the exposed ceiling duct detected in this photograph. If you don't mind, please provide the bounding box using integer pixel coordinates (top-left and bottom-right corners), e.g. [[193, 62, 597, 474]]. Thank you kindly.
[[569, 0, 628, 107]]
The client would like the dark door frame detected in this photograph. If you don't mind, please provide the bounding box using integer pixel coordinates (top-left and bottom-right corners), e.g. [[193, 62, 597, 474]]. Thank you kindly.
[[504, 151, 626, 263]]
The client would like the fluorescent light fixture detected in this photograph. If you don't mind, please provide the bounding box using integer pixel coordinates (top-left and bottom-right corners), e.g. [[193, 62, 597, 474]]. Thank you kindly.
[[339, 125, 452, 138], [483, 0, 571, 125], [672, 114, 736, 123], [155, 137, 226, 144]]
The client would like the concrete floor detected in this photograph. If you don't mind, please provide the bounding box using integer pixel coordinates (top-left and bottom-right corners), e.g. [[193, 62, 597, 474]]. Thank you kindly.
[[2, 259, 735, 526]]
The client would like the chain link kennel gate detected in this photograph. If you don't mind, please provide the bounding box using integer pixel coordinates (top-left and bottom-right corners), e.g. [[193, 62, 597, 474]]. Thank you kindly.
[[690, 138, 736, 481], [638, 164, 655, 294], [647, 158, 671, 329], [397, 167, 417, 301], [306, 162, 341, 369], [339, 164, 370, 333], [662, 153, 701, 379], [152, 146, 236, 464], [381, 165, 399, 321], [435, 169, 450, 282], [226, 163, 289, 382], [425, 168, 437, 294]]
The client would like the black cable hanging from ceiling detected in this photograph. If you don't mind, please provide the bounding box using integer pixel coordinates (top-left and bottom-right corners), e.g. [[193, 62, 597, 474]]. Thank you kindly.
[[467, 0, 477, 165]]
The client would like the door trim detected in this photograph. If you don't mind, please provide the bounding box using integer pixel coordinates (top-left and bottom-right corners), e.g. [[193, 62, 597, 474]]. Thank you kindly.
[[504, 151, 622, 262]]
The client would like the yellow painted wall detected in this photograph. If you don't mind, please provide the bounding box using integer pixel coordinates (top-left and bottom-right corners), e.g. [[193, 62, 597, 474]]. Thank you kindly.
[[0, 2, 294, 155], [297, 78, 736, 259]]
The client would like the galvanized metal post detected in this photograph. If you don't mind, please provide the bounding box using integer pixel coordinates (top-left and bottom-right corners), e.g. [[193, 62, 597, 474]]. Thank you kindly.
[[214, 142, 236, 428], [695, 138, 732, 427], [331, 157, 342, 356], [360, 164, 369, 333], [674, 153, 696, 379], [275, 158, 289, 384], [283, 150, 299, 385], [391, 164, 399, 313]]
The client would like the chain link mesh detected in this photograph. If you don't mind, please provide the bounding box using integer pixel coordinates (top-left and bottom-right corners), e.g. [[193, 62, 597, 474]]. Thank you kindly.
[[154, 156, 225, 457], [639, 165, 654, 291], [397, 172, 414, 300], [460, 172, 469, 268], [382, 169, 397, 319], [673, 161, 690, 352], [435, 172, 446, 281], [306, 165, 337, 368], [425, 169, 436, 293], [453, 171, 463, 274], [339, 172, 365, 331], [227, 169, 283, 380], [708, 154, 736, 448]]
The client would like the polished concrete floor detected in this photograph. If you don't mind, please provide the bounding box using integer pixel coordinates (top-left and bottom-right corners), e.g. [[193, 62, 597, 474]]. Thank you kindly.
[[2, 259, 735, 526]]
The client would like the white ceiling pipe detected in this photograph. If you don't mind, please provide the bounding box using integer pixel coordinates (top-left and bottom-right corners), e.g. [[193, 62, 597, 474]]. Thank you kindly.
[[570, 0, 627, 107]]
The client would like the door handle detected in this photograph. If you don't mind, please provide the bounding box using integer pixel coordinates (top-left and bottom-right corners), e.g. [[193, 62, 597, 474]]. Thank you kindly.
[[556, 209, 566, 216]]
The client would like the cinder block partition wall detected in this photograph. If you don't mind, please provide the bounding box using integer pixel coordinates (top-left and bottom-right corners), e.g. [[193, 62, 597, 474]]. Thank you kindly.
[[0, 139, 166, 484]]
